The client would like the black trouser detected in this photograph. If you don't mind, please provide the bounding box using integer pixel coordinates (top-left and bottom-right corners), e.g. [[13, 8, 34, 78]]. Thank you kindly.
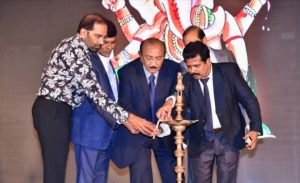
[[32, 96, 72, 183], [188, 132, 240, 183]]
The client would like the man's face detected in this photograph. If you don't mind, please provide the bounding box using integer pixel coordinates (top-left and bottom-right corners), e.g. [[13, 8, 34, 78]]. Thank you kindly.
[[186, 54, 211, 80], [140, 43, 165, 74], [98, 37, 117, 57], [82, 23, 107, 52]]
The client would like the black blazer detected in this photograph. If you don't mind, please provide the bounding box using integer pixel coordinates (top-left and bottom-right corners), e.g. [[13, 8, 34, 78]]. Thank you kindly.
[[111, 58, 181, 168], [184, 63, 262, 157]]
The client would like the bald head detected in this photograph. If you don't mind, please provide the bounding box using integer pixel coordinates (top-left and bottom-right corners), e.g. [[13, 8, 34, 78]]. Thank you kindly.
[[182, 25, 207, 46]]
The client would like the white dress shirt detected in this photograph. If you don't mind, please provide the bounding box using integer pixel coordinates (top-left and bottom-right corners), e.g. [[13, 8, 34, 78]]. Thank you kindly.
[[98, 53, 118, 101], [167, 64, 222, 129], [199, 66, 222, 129], [143, 66, 159, 85]]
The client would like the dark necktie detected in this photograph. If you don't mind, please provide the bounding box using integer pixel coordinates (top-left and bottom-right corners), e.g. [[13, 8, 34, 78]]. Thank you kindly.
[[149, 74, 156, 123], [201, 78, 214, 142]]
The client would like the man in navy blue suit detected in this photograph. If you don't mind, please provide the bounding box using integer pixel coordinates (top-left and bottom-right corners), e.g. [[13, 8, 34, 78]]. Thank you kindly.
[[110, 38, 181, 183], [157, 41, 263, 183], [71, 20, 119, 183]]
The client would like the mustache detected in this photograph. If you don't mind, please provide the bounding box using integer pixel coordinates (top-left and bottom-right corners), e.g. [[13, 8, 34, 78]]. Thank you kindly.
[[191, 73, 201, 77], [149, 66, 157, 69]]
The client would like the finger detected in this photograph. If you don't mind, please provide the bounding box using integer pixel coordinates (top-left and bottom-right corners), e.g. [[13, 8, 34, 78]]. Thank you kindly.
[[155, 127, 162, 135], [141, 125, 155, 136], [152, 122, 161, 139], [124, 122, 139, 134], [160, 112, 169, 121], [131, 129, 140, 134], [156, 110, 164, 120], [140, 122, 156, 136], [166, 109, 172, 117], [157, 106, 170, 119], [247, 140, 257, 150], [247, 145, 255, 150]]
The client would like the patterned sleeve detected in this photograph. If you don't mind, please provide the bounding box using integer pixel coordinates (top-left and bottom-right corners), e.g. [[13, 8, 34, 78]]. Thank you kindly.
[[71, 43, 129, 124]]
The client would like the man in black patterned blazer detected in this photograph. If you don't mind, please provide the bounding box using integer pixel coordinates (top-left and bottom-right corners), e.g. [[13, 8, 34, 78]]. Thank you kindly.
[[32, 13, 155, 183]]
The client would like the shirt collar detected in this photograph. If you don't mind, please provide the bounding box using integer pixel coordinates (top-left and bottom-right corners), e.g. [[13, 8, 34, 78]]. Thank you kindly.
[[143, 66, 159, 81], [97, 53, 110, 63], [200, 62, 213, 81], [207, 63, 213, 79]]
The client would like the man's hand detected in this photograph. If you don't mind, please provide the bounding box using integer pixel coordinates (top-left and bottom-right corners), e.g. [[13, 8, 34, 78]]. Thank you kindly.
[[125, 113, 156, 137], [123, 121, 139, 134], [244, 131, 259, 150], [152, 121, 171, 139], [156, 99, 173, 121]]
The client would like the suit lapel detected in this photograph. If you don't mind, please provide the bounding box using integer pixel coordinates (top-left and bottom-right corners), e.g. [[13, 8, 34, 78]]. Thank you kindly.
[[109, 61, 119, 82], [155, 62, 169, 106], [135, 60, 151, 107], [212, 64, 225, 113], [192, 77, 205, 114], [91, 53, 115, 101]]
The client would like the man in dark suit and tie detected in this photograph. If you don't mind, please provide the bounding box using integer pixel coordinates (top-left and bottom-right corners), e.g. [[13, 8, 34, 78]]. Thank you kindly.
[[157, 41, 262, 183], [110, 38, 181, 183], [71, 20, 119, 183]]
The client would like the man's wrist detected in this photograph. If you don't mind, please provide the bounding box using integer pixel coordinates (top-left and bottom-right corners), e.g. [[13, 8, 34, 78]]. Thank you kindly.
[[250, 131, 260, 136], [121, 112, 130, 124], [254, 131, 261, 136]]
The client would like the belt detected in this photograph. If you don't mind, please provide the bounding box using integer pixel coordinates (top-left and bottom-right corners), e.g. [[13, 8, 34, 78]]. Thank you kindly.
[[38, 95, 52, 100], [38, 95, 70, 108], [44, 95, 51, 100], [38, 95, 58, 103], [213, 128, 222, 133]]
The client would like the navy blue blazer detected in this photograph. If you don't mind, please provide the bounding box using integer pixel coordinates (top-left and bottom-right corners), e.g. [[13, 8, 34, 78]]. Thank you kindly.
[[71, 52, 117, 150], [184, 63, 263, 157], [110, 58, 181, 168]]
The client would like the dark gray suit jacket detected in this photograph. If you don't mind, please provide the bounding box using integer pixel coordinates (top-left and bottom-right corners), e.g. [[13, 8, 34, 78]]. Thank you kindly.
[[183, 63, 262, 157]]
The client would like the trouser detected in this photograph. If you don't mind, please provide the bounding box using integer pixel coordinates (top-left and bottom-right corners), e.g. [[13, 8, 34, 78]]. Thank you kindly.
[[129, 139, 177, 183], [188, 132, 240, 183], [32, 96, 72, 183], [74, 144, 111, 183]]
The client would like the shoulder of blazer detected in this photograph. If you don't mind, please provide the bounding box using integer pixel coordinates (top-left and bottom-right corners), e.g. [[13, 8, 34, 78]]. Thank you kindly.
[[212, 62, 240, 74], [164, 59, 180, 66], [161, 59, 180, 74], [212, 63, 243, 87], [183, 73, 195, 87], [118, 58, 142, 76]]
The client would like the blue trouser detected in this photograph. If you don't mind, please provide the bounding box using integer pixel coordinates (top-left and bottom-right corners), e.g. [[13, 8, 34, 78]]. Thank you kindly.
[[129, 139, 177, 183], [75, 144, 111, 183]]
